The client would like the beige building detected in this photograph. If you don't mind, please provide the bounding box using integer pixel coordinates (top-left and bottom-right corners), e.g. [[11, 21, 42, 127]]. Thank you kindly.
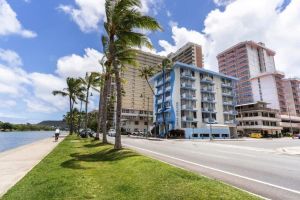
[[236, 101, 282, 137], [121, 51, 164, 132], [168, 42, 204, 68]]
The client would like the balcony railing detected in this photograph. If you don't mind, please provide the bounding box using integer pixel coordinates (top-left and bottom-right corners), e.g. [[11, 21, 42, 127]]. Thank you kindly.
[[224, 110, 238, 115], [222, 91, 234, 96], [202, 108, 216, 112], [181, 116, 195, 121], [201, 87, 214, 93], [182, 105, 195, 110], [221, 83, 233, 88], [181, 83, 195, 89], [203, 118, 216, 123], [181, 93, 196, 99]]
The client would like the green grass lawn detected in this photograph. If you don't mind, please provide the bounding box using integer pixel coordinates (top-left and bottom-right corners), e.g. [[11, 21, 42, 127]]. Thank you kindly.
[[1, 136, 260, 200]]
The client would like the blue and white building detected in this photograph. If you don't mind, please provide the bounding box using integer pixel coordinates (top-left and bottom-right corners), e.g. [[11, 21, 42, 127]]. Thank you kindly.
[[150, 62, 239, 139]]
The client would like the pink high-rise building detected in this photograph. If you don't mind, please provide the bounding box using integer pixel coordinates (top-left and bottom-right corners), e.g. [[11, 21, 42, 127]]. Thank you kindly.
[[217, 41, 287, 111]]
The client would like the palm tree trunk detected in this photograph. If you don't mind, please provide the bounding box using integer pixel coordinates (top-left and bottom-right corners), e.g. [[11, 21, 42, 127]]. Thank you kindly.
[[96, 86, 102, 140], [114, 62, 122, 150], [78, 100, 83, 134], [101, 74, 111, 144], [69, 96, 74, 135], [146, 77, 155, 95], [85, 86, 90, 130]]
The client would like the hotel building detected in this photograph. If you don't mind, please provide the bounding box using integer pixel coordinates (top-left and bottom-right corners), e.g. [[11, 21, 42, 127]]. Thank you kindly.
[[120, 43, 204, 133], [150, 62, 238, 139], [218, 41, 300, 134], [168, 42, 204, 68], [217, 41, 278, 104], [121, 51, 164, 132]]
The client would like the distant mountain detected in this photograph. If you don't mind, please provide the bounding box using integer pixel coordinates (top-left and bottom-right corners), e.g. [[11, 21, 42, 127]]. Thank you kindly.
[[37, 120, 68, 128]]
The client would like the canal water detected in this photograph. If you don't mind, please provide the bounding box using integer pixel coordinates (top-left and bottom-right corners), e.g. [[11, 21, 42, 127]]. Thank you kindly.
[[0, 131, 54, 153]]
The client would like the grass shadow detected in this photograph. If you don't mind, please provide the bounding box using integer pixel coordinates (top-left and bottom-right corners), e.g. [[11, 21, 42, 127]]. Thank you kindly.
[[84, 142, 108, 148], [61, 147, 139, 170]]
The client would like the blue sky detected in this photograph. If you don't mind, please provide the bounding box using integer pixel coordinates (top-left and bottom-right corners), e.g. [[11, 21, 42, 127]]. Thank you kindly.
[[0, 0, 299, 123]]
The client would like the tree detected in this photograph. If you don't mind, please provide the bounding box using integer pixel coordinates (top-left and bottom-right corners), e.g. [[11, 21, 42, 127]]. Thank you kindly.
[[80, 72, 101, 131], [103, 0, 161, 149], [52, 77, 85, 134], [139, 65, 156, 95], [1, 122, 13, 131]]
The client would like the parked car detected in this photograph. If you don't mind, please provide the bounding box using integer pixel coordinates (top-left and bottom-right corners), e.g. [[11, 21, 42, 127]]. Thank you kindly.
[[292, 133, 300, 139], [250, 133, 262, 139], [108, 129, 116, 137]]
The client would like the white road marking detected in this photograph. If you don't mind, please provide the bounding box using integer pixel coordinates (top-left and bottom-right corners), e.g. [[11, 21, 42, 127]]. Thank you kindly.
[[124, 143, 300, 196]]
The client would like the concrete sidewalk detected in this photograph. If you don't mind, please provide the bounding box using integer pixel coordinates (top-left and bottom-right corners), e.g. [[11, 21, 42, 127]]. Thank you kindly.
[[0, 135, 65, 197]]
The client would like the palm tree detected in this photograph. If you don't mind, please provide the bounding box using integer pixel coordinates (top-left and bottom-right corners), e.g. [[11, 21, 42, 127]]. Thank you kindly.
[[52, 77, 85, 134], [80, 72, 101, 131], [103, 0, 162, 149], [139, 65, 156, 95], [77, 93, 86, 134]]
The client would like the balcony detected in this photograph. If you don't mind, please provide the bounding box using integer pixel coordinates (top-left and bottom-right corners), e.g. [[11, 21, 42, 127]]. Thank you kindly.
[[225, 120, 236, 124], [181, 116, 195, 122], [203, 118, 216, 124], [165, 85, 171, 91], [223, 101, 234, 105], [202, 108, 216, 113], [224, 110, 238, 115], [222, 91, 234, 97], [201, 87, 214, 93], [156, 80, 163, 87], [181, 93, 196, 100], [181, 72, 196, 80], [221, 83, 233, 88], [202, 97, 215, 102], [200, 78, 214, 85], [181, 83, 196, 90], [165, 96, 171, 102], [181, 104, 196, 110]]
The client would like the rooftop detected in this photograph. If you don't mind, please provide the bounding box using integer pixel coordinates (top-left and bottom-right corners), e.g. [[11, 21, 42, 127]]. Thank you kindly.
[[217, 41, 276, 58], [150, 62, 239, 83]]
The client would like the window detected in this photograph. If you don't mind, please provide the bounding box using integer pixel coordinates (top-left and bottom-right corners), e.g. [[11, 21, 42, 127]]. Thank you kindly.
[[135, 121, 139, 125], [144, 122, 148, 125], [192, 133, 199, 138]]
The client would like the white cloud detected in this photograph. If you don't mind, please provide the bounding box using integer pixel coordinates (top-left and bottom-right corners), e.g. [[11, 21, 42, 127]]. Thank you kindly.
[[0, 48, 23, 66], [0, 0, 37, 38], [0, 52, 30, 96], [0, 100, 17, 108], [0, 48, 103, 122], [59, 0, 163, 32], [213, 0, 236, 6], [158, 25, 206, 56], [24, 99, 58, 113], [29, 73, 67, 110], [158, 0, 300, 77], [56, 48, 103, 78]]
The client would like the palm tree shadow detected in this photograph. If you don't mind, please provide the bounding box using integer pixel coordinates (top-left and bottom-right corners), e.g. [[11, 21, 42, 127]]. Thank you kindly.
[[61, 148, 139, 170]]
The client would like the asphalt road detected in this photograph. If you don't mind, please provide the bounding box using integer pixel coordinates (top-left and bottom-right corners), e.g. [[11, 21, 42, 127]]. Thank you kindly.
[[111, 136, 300, 200]]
